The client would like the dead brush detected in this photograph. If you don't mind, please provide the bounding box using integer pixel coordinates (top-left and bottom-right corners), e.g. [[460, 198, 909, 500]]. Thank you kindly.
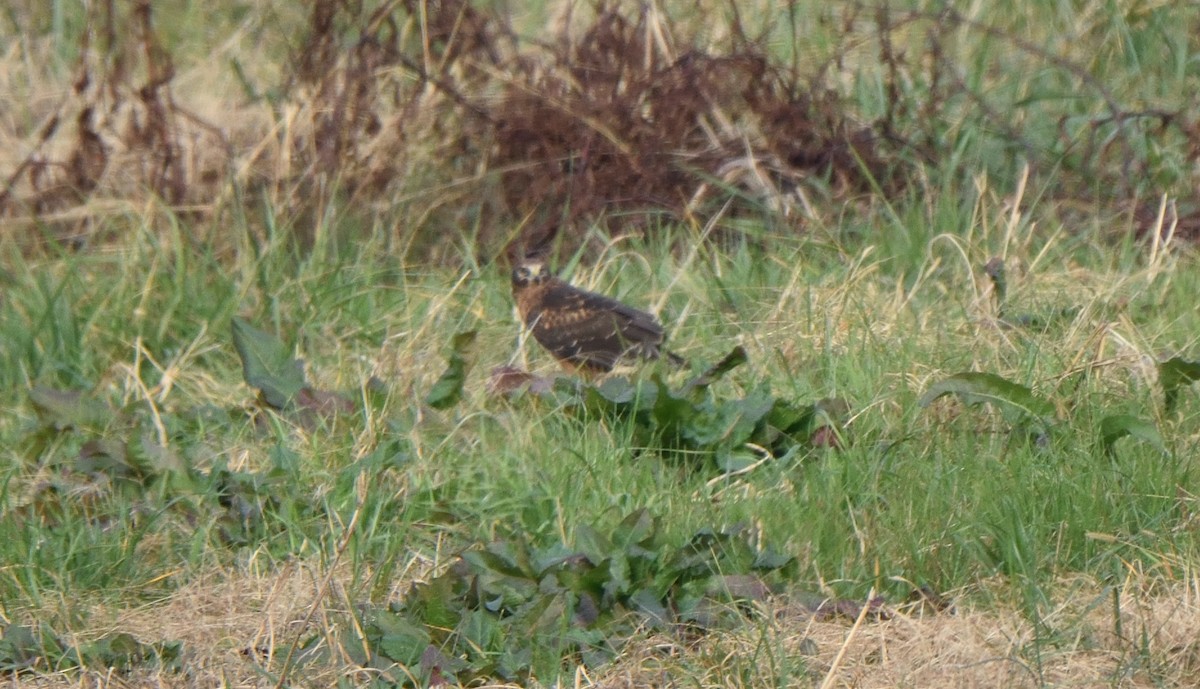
[[487, 2, 897, 255], [257, 0, 1200, 257], [3, 0, 1199, 256], [29, 0, 901, 255], [0, 0, 230, 242]]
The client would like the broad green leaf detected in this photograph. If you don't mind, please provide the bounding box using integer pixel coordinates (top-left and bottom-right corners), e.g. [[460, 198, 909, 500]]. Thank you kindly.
[[675, 529, 730, 573], [574, 524, 614, 564], [516, 591, 566, 634], [679, 403, 725, 446], [574, 627, 616, 667], [371, 613, 430, 666], [613, 509, 656, 550], [533, 543, 584, 576], [458, 609, 504, 654], [0, 623, 41, 669], [605, 554, 632, 598], [77, 439, 141, 480], [498, 537, 536, 577], [767, 398, 817, 437], [413, 575, 462, 630], [1159, 357, 1200, 413], [230, 317, 306, 409], [1099, 415, 1166, 458], [28, 387, 110, 431], [721, 384, 776, 445], [712, 574, 771, 601], [425, 330, 477, 409], [690, 385, 775, 451], [766, 397, 851, 451], [592, 376, 641, 406], [651, 376, 694, 429], [134, 434, 195, 490], [82, 632, 164, 671], [919, 371, 1054, 421], [483, 577, 540, 612], [463, 548, 530, 580], [716, 447, 760, 472], [558, 558, 610, 600], [753, 547, 796, 571], [532, 595, 573, 638], [628, 588, 671, 627], [420, 643, 469, 679], [497, 645, 533, 682]]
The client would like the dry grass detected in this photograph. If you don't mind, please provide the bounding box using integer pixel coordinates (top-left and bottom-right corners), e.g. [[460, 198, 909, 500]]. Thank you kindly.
[[6, 1, 1196, 259], [9, 567, 1199, 688], [571, 577, 1200, 688]]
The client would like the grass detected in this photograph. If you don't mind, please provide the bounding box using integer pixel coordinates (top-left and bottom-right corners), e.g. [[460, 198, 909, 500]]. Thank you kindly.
[[2, 0, 1200, 686], [2, 192, 1198, 685]]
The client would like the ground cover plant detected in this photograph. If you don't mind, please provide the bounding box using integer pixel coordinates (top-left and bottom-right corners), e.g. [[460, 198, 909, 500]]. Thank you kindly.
[[2, 1, 1200, 687]]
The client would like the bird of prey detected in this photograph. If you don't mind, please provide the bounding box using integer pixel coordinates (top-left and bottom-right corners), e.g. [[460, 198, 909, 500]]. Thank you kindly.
[[512, 258, 685, 374]]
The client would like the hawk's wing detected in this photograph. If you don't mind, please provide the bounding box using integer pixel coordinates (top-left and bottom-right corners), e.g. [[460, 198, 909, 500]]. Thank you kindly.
[[528, 281, 665, 371]]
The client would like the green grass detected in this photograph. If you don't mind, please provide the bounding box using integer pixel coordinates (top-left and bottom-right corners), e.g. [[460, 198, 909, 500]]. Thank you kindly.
[[1, 193, 1198, 684]]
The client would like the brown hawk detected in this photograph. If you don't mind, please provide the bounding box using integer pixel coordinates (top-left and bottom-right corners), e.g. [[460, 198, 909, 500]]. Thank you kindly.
[[512, 258, 685, 373]]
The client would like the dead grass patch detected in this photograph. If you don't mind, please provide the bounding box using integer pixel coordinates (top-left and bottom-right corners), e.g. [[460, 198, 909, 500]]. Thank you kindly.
[[591, 577, 1200, 689], [7, 570, 1199, 688]]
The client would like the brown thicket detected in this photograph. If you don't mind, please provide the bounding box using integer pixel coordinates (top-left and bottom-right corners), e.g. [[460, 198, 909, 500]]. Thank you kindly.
[[0, 1, 230, 241], [2, 0, 1197, 254]]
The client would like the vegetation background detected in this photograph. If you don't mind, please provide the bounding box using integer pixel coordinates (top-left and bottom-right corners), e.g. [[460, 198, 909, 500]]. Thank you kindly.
[[1, 0, 1199, 687]]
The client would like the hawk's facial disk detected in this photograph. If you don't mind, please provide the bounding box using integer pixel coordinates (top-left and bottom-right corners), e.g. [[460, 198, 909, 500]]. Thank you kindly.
[[512, 261, 551, 287]]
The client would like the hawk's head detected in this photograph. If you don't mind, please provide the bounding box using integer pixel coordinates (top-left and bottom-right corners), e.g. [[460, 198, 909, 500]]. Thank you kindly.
[[512, 260, 552, 288]]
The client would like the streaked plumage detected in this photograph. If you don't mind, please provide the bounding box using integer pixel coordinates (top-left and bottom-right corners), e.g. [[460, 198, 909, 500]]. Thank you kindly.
[[512, 259, 683, 373]]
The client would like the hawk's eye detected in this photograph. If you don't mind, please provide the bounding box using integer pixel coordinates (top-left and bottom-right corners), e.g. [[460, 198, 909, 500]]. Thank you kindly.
[[515, 264, 545, 283]]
